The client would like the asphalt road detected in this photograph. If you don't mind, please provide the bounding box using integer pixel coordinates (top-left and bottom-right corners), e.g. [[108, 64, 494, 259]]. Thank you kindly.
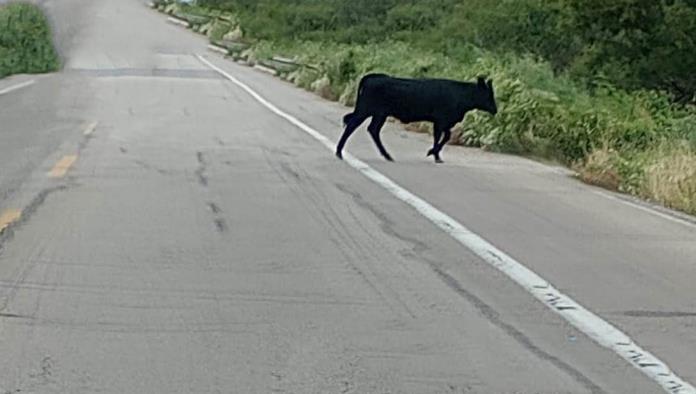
[[1, 1, 695, 393]]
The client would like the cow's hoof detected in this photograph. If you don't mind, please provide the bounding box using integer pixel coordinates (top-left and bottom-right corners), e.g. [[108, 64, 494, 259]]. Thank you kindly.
[[385, 155, 394, 162], [426, 148, 435, 157], [435, 158, 444, 164], [335, 151, 343, 160]]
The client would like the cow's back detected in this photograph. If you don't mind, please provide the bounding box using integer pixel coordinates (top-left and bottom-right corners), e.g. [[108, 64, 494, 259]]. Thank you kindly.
[[357, 75, 464, 123]]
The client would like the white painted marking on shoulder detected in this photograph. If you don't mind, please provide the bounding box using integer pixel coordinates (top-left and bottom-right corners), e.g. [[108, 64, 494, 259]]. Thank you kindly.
[[253, 64, 277, 76], [207, 44, 228, 55], [83, 121, 99, 136], [0, 80, 35, 96], [593, 189, 696, 230], [196, 54, 695, 394], [166, 17, 189, 28]]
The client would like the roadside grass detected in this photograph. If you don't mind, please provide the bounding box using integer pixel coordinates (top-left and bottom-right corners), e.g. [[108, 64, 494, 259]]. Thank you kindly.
[[576, 148, 623, 191], [0, 2, 59, 78], [155, 0, 696, 216], [643, 146, 696, 214]]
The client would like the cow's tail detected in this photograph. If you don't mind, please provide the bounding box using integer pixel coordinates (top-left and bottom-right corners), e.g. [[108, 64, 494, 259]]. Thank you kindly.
[[355, 73, 375, 102], [343, 75, 373, 126]]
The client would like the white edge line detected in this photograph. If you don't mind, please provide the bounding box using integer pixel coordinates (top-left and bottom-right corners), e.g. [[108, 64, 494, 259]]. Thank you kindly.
[[196, 53, 696, 394], [593, 189, 696, 230], [0, 79, 35, 96]]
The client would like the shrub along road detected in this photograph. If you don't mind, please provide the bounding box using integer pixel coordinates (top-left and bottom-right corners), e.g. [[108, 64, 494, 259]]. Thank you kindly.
[[0, 1, 694, 393]]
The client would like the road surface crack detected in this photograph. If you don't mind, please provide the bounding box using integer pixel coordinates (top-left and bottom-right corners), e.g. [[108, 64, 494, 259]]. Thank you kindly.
[[334, 183, 429, 256], [134, 159, 172, 176], [206, 203, 227, 232], [0, 184, 72, 253], [195, 151, 209, 186], [619, 310, 696, 318]]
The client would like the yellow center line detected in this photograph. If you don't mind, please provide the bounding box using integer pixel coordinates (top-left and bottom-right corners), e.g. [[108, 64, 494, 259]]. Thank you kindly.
[[0, 209, 21, 232], [83, 121, 99, 136], [48, 155, 78, 178]]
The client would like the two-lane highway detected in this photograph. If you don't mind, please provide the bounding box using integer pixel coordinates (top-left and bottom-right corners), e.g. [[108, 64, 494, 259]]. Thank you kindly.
[[1, 1, 694, 393]]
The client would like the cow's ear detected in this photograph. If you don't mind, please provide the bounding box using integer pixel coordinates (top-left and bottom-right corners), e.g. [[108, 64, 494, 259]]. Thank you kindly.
[[487, 79, 493, 89], [477, 76, 486, 87]]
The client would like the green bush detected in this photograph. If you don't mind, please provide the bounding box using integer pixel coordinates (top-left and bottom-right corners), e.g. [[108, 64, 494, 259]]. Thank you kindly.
[[0, 3, 59, 78], [247, 38, 695, 165], [198, 0, 696, 103], [186, 1, 696, 214], [266, 42, 695, 211]]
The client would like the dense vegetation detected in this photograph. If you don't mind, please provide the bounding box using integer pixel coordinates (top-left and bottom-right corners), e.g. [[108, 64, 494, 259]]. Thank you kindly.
[[0, 3, 59, 78], [199, 0, 696, 104], [165, 0, 696, 214]]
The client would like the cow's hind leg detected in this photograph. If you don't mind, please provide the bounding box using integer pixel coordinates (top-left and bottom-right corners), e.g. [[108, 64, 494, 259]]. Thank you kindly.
[[367, 115, 392, 161], [435, 128, 452, 162], [336, 113, 367, 159], [427, 123, 444, 163]]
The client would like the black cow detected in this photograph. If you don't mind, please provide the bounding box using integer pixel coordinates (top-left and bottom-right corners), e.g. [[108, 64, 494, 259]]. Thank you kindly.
[[335, 73, 498, 163]]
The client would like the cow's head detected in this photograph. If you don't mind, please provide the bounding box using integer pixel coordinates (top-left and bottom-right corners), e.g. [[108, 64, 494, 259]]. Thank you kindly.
[[477, 76, 498, 116]]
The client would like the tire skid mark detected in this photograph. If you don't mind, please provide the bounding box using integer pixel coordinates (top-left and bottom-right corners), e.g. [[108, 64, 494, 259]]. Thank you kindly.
[[334, 182, 605, 394], [0, 278, 369, 306], [261, 149, 417, 320]]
